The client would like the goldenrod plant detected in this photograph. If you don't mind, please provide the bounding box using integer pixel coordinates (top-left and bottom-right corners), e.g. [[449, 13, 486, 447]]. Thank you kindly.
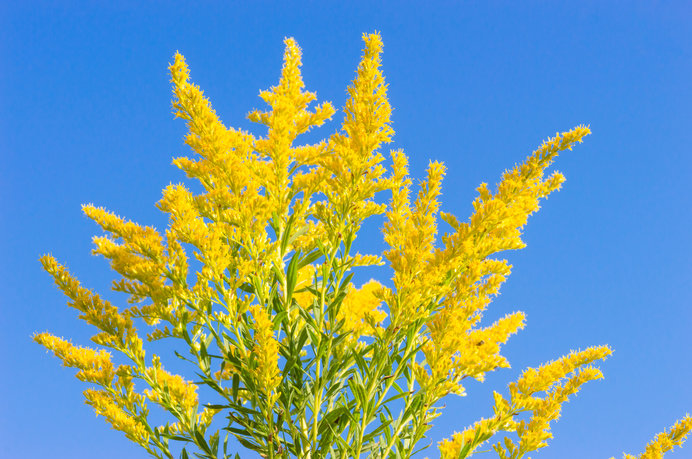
[[34, 32, 690, 459]]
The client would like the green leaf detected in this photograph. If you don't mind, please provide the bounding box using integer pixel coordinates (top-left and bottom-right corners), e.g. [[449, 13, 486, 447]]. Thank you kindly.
[[173, 350, 195, 364], [234, 435, 262, 452], [298, 248, 322, 269], [222, 434, 230, 456], [338, 272, 355, 292], [285, 250, 301, 302], [193, 429, 207, 450], [272, 309, 289, 329], [269, 211, 281, 239], [238, 282, 254, 294], [232, 373, 240, 402], [280, 213, 295, 253]]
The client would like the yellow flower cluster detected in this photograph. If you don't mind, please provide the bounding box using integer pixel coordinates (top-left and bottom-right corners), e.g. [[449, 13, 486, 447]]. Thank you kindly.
[[169, 50, 259, 202], [34, 331, 154, 446], [337, 279, 387, 342], [38, 255, 144, 359], [382, 154, 446, 326], [340, 33, 393, 159], [33, 334, 115, 386], [416, 311, 526, 399], [84, 388, 150, 446], [438, 346, 612, 458], [509, 346, 612, 398], [168, 49, 273, 304], [316, 32, 392, 239], [618, 415, 692, 459], [498, 346, 612, 456], [143, 355, 199, 414], [435, 125, 590, 271], [248, 38, 335, 215], [438, 408, 518, 459], [249, 304, 281, 402], [397, 126, 591, 402], [82, 204, 167, 291]]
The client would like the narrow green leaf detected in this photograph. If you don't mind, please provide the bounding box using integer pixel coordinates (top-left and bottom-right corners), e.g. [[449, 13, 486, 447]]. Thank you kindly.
[[286, 250, 301, 302], [298, 248, 322, 269], [232, 373, 240, 402]]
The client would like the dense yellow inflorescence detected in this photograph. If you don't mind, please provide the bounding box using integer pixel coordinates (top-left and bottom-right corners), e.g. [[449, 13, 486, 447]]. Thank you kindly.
[[618, 415, 692, 459], [337, 279, 388, 342], [33, 334, 115, 386], [143, 355, 199, 413], [438, 346, 613, 458], [84, 388, 151, 446], [249, 304, 282, 402]]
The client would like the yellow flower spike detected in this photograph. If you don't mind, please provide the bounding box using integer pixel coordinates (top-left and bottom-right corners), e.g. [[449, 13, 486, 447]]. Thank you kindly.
[[383, 155, 450, 327], [341, 32, 393, 159], [143, 357, 199, 413], [514, 366, 606, 454], [169, 51, 248, 161], [438, 346, 611, 459], [440, 411, 518, 459], [82, 204, 165, 262], [451, 311, 526, 382], [81, 205, 175, 326], [249, 304, 281, 401], [436, 126, 592, 278], [84, 388, 150, 446], [510, 345, 612, 399], [249, 37, 335, 217], [39, 255, 137, 349], [619, 415, 692, 459], [169, 50, 270, 262], [33, 334, 116, 386]]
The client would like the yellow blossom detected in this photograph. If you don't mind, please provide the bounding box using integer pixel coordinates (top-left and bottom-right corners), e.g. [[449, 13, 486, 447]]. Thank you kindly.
[[38, 255, 143, 359], [143, 355, 199, 413], [249, 304, 281, 401], [509, 345, 612, 399], [33, 334, 115, 386], [84, 388, 150, 446], [495, 346, 612, 457], [338, 32, 393, 160], [248, 37, 335, 216], [617, 415, 692, 459], [337, 279, 388, 341]]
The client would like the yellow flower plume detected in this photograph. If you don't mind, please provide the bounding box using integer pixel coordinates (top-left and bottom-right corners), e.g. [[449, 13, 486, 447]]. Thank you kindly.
[[338, 279, 387, 341], [617, 415, 692, 459], [33, 334, 115, 386], [249, 304, 282, 401]]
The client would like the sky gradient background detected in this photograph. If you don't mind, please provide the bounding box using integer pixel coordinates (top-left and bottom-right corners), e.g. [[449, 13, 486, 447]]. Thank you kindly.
[[2, 1, 690, 458]]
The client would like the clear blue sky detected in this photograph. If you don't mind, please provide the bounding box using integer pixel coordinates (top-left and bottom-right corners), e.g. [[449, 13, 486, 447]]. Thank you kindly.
[[2, 1, 690, 458]]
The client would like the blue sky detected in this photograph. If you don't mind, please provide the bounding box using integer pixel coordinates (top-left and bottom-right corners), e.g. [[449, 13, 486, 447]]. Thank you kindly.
[[2, 1, 690, 458]]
